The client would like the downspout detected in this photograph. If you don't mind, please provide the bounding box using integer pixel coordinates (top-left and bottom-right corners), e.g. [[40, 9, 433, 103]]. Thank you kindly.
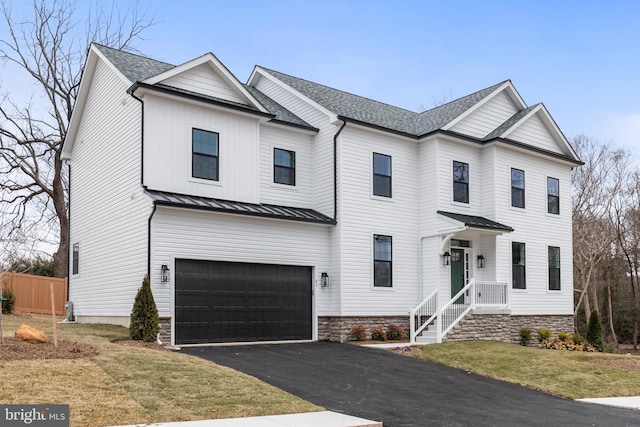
[[333, 120, 346, 221], [66, 163, 71, 299], [128, 88, 151, 275]]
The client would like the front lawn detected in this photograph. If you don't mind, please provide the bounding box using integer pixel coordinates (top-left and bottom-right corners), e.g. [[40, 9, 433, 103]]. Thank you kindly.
[[415, 340, 640, 399], [0, 314, 320, 426]]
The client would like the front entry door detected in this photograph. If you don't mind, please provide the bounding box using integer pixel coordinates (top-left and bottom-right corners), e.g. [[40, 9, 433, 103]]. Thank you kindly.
[[451, 248, 465, 304]]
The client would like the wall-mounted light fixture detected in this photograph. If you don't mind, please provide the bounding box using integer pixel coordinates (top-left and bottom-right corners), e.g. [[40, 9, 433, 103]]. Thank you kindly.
[[442, 251, 451, 266], [477, 255, 485, 269], [161, 264, 170, 282], [321, 272, 330, 287]]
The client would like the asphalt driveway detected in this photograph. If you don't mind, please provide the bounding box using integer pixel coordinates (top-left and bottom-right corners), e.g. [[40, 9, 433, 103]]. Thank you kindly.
[[181, 342, 638, 427]]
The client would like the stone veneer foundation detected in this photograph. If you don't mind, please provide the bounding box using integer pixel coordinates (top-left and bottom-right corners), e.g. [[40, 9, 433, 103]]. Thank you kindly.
[[319, 313, 574, 344], [158, 316, 171, 344]]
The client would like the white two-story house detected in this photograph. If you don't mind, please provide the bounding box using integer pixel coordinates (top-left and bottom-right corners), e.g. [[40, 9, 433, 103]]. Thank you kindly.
[[61, 44, 581, 346]]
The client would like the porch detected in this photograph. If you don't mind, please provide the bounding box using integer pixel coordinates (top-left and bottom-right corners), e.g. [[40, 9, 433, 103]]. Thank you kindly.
[[410, 279, 509, 344]]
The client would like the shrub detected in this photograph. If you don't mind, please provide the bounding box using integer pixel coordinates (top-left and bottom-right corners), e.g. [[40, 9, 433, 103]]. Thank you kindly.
[[557, 331, 569, 342], [572, 333, 584, 345], [519, 327, 532, 346], [386, 323, 404, 340], [129, 275, 159, 342], [1, 287, 15, 314], [587, 309, 604, 352], [371, 326, 386, 341], [537, 328, 552, 343], [348, 324, 366, 341]]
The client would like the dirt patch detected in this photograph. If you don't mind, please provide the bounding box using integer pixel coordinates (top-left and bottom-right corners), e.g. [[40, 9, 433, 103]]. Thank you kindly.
[[0, 337, 98, 361], [591, 357, 640, 370], [387, 345, 422, 357], [113, 339, 169, 351]]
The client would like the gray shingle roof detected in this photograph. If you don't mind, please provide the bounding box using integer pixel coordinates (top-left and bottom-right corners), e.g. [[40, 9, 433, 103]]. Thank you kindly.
[[94, 44, 174, 82], [437, 210, 513, 232], [146, 189, 335, 225], [483, 104, 540, 141], [94, 44, 312, 130], [257, 67, 507, 137]]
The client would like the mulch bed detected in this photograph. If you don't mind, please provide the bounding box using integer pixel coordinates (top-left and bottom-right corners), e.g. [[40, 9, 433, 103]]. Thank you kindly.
[[0, 337, 98, 361]]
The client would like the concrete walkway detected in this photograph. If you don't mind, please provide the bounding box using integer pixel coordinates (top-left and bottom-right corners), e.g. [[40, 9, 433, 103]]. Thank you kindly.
[[111, 411, 381, 427]]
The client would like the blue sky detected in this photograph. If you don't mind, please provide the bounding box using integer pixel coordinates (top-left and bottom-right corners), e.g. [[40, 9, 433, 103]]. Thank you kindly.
[[4, 0, 640, 156]]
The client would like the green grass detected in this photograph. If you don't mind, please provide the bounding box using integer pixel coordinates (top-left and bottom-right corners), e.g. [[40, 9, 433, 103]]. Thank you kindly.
[[415, 340, 640, 399], [0, 314, 321, 427]]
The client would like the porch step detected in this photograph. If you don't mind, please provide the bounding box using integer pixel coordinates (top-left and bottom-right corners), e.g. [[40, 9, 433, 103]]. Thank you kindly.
[[415, 329, 437, 345]]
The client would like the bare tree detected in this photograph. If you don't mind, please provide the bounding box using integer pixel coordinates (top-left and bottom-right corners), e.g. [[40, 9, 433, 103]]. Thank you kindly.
[[571, 135, 630, 330], [0, 0, 153, 277]]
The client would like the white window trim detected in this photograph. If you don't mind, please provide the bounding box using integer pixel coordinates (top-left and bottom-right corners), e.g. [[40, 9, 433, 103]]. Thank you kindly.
[[270, 145, 299, 191], [370, 150, 393, 201], [508, 165, 526, 212], [187, 123, 223, 187], [371, 231, 394, 291]]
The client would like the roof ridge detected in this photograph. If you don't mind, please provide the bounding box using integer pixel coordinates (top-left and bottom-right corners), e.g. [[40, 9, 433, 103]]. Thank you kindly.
[[92, 43, 176, 67], [258, 66, 420, 115], [419, 79, 510, 116]]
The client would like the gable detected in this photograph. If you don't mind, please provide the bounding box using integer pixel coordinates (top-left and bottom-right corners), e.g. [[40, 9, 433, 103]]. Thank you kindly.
[[159, 62, 248, 105], [448, 91, 520, 139], [506, 111, 567, 156]]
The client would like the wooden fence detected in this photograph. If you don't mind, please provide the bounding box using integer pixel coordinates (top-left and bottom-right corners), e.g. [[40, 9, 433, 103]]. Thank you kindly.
[[1, 272, 68, 316]]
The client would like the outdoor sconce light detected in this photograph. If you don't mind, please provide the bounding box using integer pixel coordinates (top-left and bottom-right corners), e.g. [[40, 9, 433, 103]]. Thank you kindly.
[[442, 251, 451, 266], [477, 255, 485, 269], [321, 272, 330, 287], [161, 264, 170, 282]]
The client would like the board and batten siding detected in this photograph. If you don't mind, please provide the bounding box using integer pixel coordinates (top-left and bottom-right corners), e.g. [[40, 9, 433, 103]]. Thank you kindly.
[[142, 94, 260, 203], [449, 91, 519, 139], [151, 207, 332, 319], [69, 57, 151, 319], [493, 146, 573, 315], [337, 127, 420, 315], [259, 125, 314, 208], [508, 113, 565, 155], [160, 63, 246, 105]]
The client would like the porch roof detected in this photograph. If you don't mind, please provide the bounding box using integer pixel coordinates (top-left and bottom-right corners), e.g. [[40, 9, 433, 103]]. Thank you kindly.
[[146, 189, 336, 225], [437, 211, 514, 232]]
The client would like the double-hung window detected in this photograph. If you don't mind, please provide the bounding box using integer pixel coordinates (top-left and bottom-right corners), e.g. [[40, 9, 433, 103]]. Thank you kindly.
[[512, 242, 526, 289], [453, 161, 469, 203], [548, 246, 561, 290], [274, 148, 295, 185], [373, 234, 392, 287], [373, 153, 392, 198], [547, 177, 560, 214], [511, 168, 525, 208], [192, 128, 219, 181]]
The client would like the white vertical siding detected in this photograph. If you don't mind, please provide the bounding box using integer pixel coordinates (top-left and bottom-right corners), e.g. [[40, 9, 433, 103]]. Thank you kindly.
[[338, 127, 420, 315], [259, 125, 314, 208], [160, 63, 246, 104], [69, 58, 151, 318], [508, 113, 564, 154], [494, 146, 573, 315], [449, 91, 519, 138], [151, 208, 331, 317], [143, 94, 260, 203]]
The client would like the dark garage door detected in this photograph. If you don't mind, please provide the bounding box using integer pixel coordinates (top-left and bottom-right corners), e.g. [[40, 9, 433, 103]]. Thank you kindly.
[[175, 259, 312, 345]]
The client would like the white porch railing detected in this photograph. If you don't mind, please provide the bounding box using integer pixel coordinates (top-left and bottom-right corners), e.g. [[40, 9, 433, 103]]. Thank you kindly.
[[410, 280, 509, 344], [409, 289, 438, 343]]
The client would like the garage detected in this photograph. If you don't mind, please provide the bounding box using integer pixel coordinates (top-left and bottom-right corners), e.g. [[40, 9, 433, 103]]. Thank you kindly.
[[174, 259, 313, 344]]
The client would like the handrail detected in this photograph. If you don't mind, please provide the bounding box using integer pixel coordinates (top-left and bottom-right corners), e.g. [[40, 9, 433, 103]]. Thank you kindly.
[[410, 289, 438, 343], [439, 279, 475, 340]]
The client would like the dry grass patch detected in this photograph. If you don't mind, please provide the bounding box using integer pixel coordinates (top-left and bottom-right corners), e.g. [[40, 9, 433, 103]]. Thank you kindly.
[[0, 314, 321, 426], [414, 340, 640, 399]]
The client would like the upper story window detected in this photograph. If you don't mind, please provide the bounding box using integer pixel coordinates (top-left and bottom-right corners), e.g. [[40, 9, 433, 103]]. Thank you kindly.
[[192, 128, 219, 181], [72, 243, 79, 275], [512, 242, 526, 289], [373, 153, 392, 198], [548, 246, 561, 290], [511, 168, 525, 208], [274, 148, 296, 186], [453, 161, 469, 203], [547, 177, 560, 214], [373, 234, 392, 287]]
